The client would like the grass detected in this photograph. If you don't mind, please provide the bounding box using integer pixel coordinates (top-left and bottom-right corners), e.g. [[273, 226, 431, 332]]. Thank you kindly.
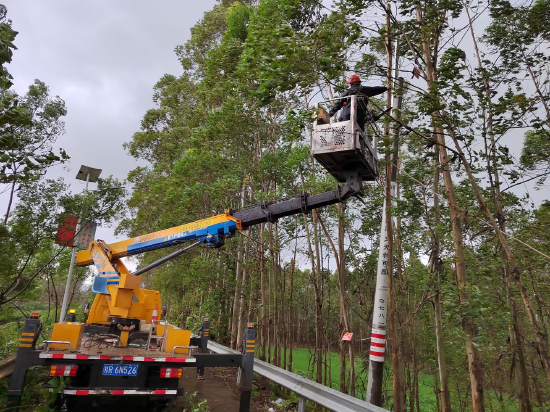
[[259, 347, 535, 411]]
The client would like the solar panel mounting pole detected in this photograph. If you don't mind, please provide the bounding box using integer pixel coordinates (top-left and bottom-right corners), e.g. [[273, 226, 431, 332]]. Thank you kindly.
[[59, 165, 102, 323]]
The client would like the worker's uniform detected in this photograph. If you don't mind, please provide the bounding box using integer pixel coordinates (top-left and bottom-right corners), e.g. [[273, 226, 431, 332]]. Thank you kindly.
[[328, 83, 387, 130]]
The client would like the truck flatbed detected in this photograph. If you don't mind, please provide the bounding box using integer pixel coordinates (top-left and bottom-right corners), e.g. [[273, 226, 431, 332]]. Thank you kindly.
[[41, 335, 196, 361]]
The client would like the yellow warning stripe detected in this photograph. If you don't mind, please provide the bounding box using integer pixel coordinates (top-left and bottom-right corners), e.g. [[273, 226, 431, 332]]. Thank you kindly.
[[19, 344, 32, 348], [20, 338, 34, 342], [246, 340, 255, 344], [246, 349, 255, 353], [21, 332, 35, 337]]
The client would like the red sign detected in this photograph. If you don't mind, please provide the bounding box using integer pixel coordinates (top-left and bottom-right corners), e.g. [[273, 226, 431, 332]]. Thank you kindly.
[[55, 214, 78, 247], [341, 332, 354, 341]]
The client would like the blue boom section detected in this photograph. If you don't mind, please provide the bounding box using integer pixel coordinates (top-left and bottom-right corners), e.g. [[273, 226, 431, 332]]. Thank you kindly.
[[91, 276, 120, 294], [126, 220, 239, 256]]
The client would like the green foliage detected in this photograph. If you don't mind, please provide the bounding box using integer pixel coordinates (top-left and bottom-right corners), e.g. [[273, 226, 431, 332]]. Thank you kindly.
[[0, 80, 68, 185], [226, 2, 252, 42], [520, 129, 550, 181], [0, 4, 16, 89]]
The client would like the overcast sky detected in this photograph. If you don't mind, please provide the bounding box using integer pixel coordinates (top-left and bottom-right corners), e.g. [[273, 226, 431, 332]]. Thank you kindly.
[[2, 0, 217, 244]]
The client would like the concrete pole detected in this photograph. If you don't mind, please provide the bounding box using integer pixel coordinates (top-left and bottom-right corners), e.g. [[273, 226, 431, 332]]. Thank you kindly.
[[59, 173, 90, 323], [366, 184, 393, 404], [366, 54, 404, 403]]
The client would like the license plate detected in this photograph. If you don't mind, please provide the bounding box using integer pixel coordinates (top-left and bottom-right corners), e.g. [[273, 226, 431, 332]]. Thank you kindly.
[[102, 364, 138, 376]]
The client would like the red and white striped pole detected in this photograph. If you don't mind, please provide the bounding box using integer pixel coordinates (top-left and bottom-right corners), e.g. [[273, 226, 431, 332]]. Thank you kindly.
[[366, 182, 395, 405], [369, 328, 386, 361]]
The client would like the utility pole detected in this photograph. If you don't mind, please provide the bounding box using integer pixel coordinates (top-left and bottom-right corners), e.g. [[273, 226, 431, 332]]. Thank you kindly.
[[366, 45, 404, 404], [59, 165, 102, 323]]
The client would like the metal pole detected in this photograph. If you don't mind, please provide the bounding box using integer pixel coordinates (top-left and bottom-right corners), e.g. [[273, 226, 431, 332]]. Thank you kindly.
[[239, 323, 255, 412], [59, 173, 90, 322], [131, 240, 202, 276], [196, 318, 209, 379], [298, 396, 306, 412]]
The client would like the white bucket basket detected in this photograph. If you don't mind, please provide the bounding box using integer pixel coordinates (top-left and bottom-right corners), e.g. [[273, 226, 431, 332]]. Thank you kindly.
[[312, 121, 354, 152], [311, 95, 378, 183]]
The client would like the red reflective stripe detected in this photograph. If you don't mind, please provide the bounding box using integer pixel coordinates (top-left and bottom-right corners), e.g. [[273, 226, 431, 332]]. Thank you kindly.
[[122, 356, 133, 361], [75, 390, 89, 395], [111, 390, 124, 395], [75, 355, 88, 360], [52, 354, 64, 359], [144, 357, 155, 362], [154, 390, 167, 395], [166, 358, 187, 362], [371, 333, 385, 339], [370, 350, 384, 357], [371, 342, 385, 348], [99, 355, 111, 360]]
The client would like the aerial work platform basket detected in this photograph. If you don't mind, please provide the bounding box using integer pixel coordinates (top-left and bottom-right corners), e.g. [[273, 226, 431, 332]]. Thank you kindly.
[[312, 94, 379, 183]]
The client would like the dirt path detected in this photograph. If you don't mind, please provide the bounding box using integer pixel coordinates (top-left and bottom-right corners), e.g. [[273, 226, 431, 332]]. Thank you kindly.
[[169, 367, 248, 411]]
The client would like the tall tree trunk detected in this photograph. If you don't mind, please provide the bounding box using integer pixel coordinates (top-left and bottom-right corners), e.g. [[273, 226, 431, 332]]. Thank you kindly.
[[231, 188, 246, 349], [311, 212, 324, 383], [414, 4, 485, 407], [303, 213, 322, 383], [259, 223, 266, 360], [273, 222, 280, 367], [445, 123, 550, 382], [236, 229, 251, 351], [431, 144, 452, 412], [288, 216, 297, 372], [267, 223, 273, 364], [337, 207, 348, 394], [461, 2, 532, 407], [438, 122, 485, 411], [337, 204, 355, 396]]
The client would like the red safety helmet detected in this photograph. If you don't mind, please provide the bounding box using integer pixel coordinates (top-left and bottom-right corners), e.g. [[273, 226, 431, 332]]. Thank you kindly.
[[348, 74, 361, 84]]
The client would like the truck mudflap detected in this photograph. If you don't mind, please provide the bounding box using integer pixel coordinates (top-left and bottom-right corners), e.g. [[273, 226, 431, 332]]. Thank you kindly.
[[62, 388, 184, 396]]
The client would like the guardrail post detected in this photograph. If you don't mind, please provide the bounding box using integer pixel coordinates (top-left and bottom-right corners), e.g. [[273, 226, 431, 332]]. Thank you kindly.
[[239, 323, 255, 412], [196, 318, 209, 379], [7, 312, 42, 408], [298, 396, 306, 412]]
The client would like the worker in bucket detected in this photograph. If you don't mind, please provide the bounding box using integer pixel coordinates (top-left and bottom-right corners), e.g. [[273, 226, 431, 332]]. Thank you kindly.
[[328, 74, 387, 130]]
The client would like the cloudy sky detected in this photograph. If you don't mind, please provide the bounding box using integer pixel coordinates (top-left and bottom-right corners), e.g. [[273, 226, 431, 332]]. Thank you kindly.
[[2, 0, 217, 243], [2, 1, 547, 247]]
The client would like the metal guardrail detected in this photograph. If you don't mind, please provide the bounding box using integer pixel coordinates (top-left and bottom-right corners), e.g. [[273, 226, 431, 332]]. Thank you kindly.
[[207, 341, 388, 412], [0, 356, 16, 379]]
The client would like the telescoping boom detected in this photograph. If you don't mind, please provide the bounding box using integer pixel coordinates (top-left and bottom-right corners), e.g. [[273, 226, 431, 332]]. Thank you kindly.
[[74, 183, 365, 334]]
